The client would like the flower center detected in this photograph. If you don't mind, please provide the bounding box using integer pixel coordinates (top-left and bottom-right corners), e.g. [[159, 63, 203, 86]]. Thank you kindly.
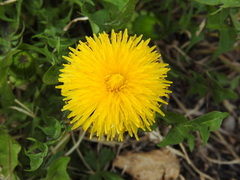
[[106, 73, 125, 92]]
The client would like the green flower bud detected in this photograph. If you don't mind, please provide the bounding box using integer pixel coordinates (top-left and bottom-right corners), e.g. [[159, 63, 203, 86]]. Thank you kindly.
[[10, 51, 36, 79]]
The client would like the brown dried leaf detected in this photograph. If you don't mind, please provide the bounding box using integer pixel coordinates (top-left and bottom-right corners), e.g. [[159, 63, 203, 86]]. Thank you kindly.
[[113, 149, 180, 180]]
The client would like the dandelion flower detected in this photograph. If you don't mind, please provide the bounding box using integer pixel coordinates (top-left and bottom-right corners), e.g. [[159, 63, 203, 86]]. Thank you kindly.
[[58, 29, 172, 141]]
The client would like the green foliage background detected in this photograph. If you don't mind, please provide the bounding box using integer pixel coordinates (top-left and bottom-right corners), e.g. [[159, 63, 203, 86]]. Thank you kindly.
[[0, 0, 239, 179]]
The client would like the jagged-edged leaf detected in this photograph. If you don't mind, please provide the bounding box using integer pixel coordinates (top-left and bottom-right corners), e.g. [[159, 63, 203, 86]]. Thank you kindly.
[[158, 111, 228, 151], [192, 111, 229, 144]]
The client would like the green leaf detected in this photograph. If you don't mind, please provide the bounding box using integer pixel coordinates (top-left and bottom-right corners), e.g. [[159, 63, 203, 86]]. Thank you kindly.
[[19, 43, 50, 59], [230, 75, 240, 89], [84, 150, 98, 171], [43, 64, 61, 85], [192, 111, 229, 144], [158, 124, 194, 148], [0, 49, 21, 86], [195, 0, 240, 15], [194, 0, 220, 5], [206, 6, 228, 29], [160, 111, 188, 125], [187, 72, 208, 97], [0, 41, 22, 97], [84, 148, 114, 172], [208, 73, 238, 103], [104, 0, 139, 30], [43, 157, 70, 180], [86, 9, 109, 33], [195, 0, 240, 7], [219, 0, 240, 8], [230, 10, 240, 36], [186, 32, 204, 51], [33, 29, 74, 55], [132, 14, 162, 40], [211, 26, 236, 60], [212, 85, 238, 104], [19, 43, 61, 64], [37, 115, 64, 145], [0, 78, 15, 112], [0, 129, 21, 180], [39, 116, 61, 139], [99, 148, 114, 170], [81, 0, 138, 33], [0, 0, 22, 27], [88, 173, 102, 180], [24, 138, 48, 171], [158, 111, 228, 151]]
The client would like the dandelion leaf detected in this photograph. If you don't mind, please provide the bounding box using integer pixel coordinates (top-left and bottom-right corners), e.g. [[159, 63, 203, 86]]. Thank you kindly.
[[0, 129, 21, 180], [208, 73, 238, 104], [192, 111, 229, 145], [158, 111, 228, 151]]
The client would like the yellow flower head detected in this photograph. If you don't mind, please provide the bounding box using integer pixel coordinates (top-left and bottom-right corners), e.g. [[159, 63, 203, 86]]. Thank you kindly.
[[58, 29, 172, 141]]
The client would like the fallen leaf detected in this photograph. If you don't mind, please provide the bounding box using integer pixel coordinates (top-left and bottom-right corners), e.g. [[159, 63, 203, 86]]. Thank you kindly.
[[113, 149, 180, 180]]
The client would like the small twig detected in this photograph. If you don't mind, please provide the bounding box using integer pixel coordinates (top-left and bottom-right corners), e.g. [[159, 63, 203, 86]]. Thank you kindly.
[[179, 174, 186, 180], [171, 93, 193, 120], [10, 99, 35, 118], [155, 128, 214, 180], [0, 0, 17, 5], [185, 98, 204, 117], [172, 44, 191, 61], [219, 54, 240, 73], [65, 130, 85, 156], [63, 17, 89, 32], [179, 144, 215, 180], [179, 143, 191, 164], [214, 131, 239, 159], [51, 133, 71, 154], [9, 106, 35, 118], [200, 150, 240, 165], [83, 137, 123, 146], [14, 99, 33, 113], [196, 19, 206, 36], [166, 144, 214, 180], [71, 131, 94, 174]]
